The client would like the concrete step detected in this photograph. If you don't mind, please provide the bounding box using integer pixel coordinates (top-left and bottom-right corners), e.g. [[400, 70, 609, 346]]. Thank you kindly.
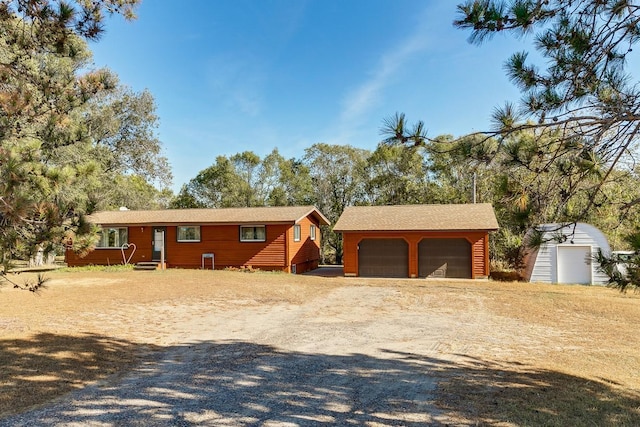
[[134, 262, 160, 271]]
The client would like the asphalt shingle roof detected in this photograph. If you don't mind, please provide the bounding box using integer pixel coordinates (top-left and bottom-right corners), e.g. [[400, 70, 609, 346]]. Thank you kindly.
[[332, 203, 499, 232], [88, 206, 330, 226]]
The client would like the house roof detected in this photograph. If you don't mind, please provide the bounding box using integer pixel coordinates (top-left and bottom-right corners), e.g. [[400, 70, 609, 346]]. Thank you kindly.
[[332, 203, 499, 232], [88, 206, 330, 226]]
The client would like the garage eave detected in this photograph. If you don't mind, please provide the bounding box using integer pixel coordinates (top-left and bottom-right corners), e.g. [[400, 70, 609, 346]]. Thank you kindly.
[[335, 228, 499, 233], [333, 203, 499, 233]]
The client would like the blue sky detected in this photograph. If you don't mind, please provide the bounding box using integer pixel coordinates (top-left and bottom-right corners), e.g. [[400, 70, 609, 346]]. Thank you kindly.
[[89, 0, 529, 191]]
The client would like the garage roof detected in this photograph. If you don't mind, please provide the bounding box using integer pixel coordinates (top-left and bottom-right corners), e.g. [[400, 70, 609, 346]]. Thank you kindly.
[[333, 203, 499, 232], [88, 206, 330, 226]]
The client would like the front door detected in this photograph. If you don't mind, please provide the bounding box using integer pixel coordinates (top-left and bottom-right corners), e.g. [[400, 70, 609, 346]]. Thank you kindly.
[[152, 227, 166, 261]]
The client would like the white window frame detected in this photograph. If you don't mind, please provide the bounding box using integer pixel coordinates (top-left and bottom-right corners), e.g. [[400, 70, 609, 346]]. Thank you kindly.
[[310, 224, 316, 241], [177, 226, 201, 242], [96, 227, 128, 249], [293, 224, 301, 242], [240, 225, 266, 242]]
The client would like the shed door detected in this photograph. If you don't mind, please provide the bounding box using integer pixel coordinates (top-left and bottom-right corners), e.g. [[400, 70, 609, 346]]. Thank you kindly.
[[419, 238, 471, 278], [358, 239, 408, 278], [557, 245, 592, 284]]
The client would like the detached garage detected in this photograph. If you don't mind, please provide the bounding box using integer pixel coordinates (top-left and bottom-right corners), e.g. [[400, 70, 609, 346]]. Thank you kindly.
[[333, 204, 499, 279]]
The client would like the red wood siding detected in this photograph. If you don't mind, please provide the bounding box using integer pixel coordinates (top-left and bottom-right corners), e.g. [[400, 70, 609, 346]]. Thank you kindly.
[[287, 217, 322, 274], [65, 226, 153, 266], [471, 235, 489, 278], [341, 231, 490, 279], [67, 224, 287, 270], [66, 219, 323, 273]]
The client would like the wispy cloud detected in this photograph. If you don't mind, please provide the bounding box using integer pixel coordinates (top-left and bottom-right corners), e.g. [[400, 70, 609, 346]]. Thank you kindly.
[[339, 23, 431, 125]]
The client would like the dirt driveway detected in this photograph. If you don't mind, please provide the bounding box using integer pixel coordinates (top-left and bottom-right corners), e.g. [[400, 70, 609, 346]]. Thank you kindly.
[[1, 269, 639, 426]]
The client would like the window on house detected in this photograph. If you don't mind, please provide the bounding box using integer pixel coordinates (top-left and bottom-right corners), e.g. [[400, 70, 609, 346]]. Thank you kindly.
[[240, 226, 266, 242], [293, 224, 301, 242], [310, 224, 316, 241], [177, 226, 201, 242], [96, 227, 128, 248]]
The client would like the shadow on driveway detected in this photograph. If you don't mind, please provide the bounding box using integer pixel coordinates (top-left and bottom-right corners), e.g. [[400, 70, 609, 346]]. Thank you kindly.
[[2, 338, 639, 426]]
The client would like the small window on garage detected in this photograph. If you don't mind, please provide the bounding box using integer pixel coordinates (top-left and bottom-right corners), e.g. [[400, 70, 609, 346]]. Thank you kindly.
[[293, 224, 301, 242], [240, 225, 266, 242], [310, 224, 316, 241], [177, 226, 201, 242]]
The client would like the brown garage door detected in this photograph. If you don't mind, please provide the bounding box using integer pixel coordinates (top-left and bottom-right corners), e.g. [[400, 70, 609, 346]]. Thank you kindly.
[[358, 239, 408, 278], [419, 238, 471, 278]]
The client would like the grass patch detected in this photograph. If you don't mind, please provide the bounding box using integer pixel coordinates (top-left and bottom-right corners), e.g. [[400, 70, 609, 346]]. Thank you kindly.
[[435, 357, 640, 426], [57, 264, 135, 273]]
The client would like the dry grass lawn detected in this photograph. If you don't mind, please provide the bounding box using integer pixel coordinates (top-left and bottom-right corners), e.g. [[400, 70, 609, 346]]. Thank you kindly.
[[1, 268, 639, 425]]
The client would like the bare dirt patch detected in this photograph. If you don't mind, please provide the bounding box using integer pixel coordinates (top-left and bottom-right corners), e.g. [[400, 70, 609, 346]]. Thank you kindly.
[[1, 270, 639, 425]]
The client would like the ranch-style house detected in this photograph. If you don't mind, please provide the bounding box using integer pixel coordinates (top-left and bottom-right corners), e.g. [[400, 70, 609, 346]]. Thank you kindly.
[[65, 205, 329, 274]]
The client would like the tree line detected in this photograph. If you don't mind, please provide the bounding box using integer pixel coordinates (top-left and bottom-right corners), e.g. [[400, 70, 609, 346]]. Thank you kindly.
[[168, 131, 640, 270]]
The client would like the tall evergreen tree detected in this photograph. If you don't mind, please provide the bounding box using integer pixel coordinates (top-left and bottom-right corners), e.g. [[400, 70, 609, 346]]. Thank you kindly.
[[453, 1, 640, 289], [0, 0, 142, 289], [453, 0, 640, 218]]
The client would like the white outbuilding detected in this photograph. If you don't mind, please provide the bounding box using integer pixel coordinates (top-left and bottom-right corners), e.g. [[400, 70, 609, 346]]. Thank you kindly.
[[521, 223, 611, 285]]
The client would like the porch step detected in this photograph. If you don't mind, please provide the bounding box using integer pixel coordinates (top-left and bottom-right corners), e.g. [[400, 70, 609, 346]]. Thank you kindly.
[[134, 262, 160, 271]]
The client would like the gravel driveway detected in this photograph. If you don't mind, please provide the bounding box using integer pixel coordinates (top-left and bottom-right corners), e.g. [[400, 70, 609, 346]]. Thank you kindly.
[[5, 271, 637, 426], [2, 285, 474, 426], [4, 343, 445, 426]]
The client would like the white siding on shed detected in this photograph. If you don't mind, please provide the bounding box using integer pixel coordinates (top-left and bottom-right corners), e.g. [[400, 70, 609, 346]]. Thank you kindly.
[[526, 223, 611, 285]]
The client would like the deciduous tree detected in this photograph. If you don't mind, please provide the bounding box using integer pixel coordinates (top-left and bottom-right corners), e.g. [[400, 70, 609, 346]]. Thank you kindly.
[[303, 143, 369, 264], [365, 143, 433, 206], [172, 149, 312, 209]]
